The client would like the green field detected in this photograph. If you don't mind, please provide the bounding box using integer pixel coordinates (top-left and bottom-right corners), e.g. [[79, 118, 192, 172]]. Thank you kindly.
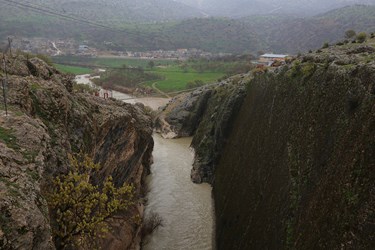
[[144, 66, 224, 92], [52, 56, 225, 92], [53, 56, 175, 68], [54, 64, 93, 74]]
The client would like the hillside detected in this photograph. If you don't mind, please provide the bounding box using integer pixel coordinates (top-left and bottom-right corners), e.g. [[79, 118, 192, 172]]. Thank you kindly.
[[1, 4, 374, 54], [176, 0, 375, 17], [240, 5, 375, 53], [160, 5, 375, 53]]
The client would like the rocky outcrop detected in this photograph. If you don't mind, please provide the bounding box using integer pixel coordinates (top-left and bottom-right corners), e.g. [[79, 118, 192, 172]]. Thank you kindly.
[[214, 42, 375, 249], [190, 79, 247, 184], [155, 87, 213, 139], [155, 75, 250, 183], [0, 54, 153, 249]]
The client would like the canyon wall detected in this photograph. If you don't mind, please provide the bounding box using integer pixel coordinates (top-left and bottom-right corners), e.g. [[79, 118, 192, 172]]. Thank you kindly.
[[156, 75, 250, 184], [0, 55, 153, 249], [214, 44, 375, 249]]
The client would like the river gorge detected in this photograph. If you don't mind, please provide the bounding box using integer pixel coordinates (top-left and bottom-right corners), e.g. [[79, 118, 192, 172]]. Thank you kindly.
[[1, 44, 372, 249], [144, 135, 214, 250], [75, 74, 215, 250]]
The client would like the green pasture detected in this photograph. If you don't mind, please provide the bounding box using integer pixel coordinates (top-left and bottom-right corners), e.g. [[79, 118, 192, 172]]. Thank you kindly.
[[53, 56, 225, 92], [145, 66, 224, 92], [54, 64, 93, 74], [53, 56, 175, 68]]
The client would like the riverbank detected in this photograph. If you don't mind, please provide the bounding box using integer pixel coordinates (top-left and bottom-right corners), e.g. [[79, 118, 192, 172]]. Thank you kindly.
[[74, 74, 169, 110]]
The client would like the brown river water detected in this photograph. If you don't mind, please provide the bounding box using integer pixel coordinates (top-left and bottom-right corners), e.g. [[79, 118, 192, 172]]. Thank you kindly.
[[143, 135, 214, 250]]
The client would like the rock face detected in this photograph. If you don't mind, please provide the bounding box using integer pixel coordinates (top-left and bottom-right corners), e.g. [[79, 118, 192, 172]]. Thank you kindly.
[[0, 55, 154, 249], [155, 75, 249, 183], [190, 79, 247, 184], [155, 87, 213, 139], [214, 42, 375, 249]]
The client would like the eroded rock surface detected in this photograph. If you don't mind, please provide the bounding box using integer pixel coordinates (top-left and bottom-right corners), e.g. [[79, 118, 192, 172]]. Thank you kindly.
[[0, 54, 153, 249], [156, 75, 250, 183], [214, 41, 375, 249]]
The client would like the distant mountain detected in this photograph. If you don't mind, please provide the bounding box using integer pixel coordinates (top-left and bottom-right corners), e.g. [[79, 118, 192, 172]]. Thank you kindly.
[[176, 0, 375, 17], [0, 0, 204, 23], [241, 4, 375, 53], [1, 3, 374, 54], [87, 5, 375, 54]]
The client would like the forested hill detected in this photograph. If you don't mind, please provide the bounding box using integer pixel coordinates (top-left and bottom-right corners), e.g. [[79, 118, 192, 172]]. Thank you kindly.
[[241, 4, 375, 53], [0, 3, 374, 54], [175, 0, 375, 17]]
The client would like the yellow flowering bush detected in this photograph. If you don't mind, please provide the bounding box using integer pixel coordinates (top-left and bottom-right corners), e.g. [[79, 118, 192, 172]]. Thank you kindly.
[[48, 154, 134, 248]]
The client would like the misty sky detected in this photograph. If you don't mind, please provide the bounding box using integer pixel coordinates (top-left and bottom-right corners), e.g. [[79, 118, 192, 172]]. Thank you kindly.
[[175, 0, 375, 16]]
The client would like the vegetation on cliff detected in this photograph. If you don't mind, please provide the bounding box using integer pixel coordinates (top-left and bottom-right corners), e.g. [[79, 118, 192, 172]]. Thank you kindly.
[[48, 154, 135, 248]]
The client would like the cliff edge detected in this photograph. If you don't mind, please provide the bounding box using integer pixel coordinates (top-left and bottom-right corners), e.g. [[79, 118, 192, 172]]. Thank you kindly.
[[0, 54, 154, 249], [214, 41, 375, 249], [155, 75, 250, 184]]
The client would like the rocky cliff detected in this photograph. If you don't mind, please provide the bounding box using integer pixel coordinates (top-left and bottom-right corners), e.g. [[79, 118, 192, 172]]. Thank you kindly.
[[214, 41, 375, 249], [0, 54, 154, 249], [155, 74, 249, 183]]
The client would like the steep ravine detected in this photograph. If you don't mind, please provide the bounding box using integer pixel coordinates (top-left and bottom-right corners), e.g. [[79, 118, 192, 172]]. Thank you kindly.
[[0, 55, 153, 249], [155, 41, 374, 249], [156, 74, 250, 184]]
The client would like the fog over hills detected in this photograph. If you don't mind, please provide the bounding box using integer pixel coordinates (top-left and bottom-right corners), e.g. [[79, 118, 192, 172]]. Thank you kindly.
[[0, 0, 205, 23], [0, 0, 374, 54], [176, 0, 375, 17]]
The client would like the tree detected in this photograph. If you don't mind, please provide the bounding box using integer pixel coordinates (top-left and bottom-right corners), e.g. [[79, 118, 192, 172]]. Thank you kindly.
[[322, 42, 329, 49], [356, 32, 367, 43], [48, 154, 134, 249], [257, 50, 265, 57], [186, 79, 204, 89], [345, 30, 356, 39], [148, 60, 155, 69], [180, 63, 189, 73]]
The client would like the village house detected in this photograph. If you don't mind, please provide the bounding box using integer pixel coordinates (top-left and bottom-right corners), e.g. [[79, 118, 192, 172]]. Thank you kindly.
[[78, 45, 89, 53], [259, 53, 288, 66], [94, 89, 113, 99]]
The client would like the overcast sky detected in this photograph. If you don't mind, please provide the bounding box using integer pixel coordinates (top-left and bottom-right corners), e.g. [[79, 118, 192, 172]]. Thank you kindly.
[[174, 0, 375, 16]]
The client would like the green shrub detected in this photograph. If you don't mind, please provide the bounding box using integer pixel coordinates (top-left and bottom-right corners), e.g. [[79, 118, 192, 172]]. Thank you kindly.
[[345, 30, 356, 39], [356, 32, 367, 43], [73, 83, 98, 94], [16, 50, 53, 66], [47, 154, 134, 248]]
